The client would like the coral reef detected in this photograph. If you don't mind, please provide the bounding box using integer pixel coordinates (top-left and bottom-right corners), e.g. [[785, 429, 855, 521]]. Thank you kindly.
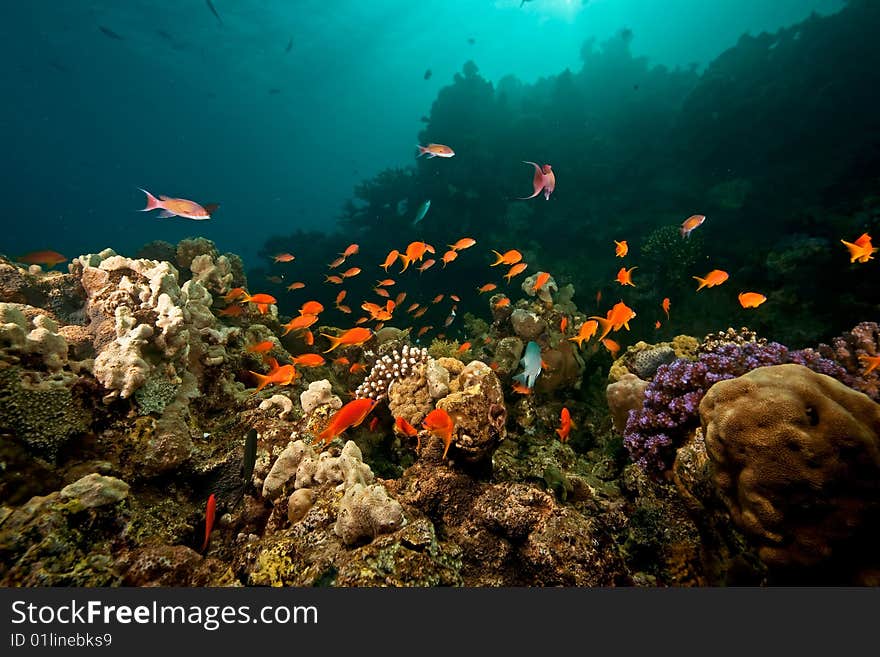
[[699, 364, 880, 581], [817, 321, 880, 401], [355, 345, 430, 402], [624, 340, 850, 475]]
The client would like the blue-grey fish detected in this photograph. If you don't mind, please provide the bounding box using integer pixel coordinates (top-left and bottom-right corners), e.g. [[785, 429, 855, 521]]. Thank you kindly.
[[206, 0, 223, 25], [98, 25, 124, 41], [412, 200, 431, 226], [514, 340, 542, 389]]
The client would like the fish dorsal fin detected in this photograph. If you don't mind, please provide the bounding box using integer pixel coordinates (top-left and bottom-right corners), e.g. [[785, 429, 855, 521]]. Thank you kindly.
[[159, 195, 172, 201]]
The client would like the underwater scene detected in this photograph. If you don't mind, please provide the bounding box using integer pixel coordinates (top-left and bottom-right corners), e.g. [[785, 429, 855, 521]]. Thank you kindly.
[[1, 0, 879, 587]]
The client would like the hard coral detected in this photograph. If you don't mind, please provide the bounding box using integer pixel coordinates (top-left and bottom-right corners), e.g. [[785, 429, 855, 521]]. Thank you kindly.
[[817, 321, 880, 401], [700, 364, 880, 579], [624, 340, 850, 475]]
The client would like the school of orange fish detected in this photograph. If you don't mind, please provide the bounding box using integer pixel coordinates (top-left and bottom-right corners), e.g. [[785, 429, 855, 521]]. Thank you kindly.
[[12, 146, 880, 452]]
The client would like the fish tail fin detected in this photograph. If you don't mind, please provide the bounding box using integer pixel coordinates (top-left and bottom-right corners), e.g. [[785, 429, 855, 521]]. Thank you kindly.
[[416, 144, 427, 157], [692, 276, 707, 291], [590, 316, 614, 341], [250, 371, 270, 393], [321, 334, 342, 353], [490, 250, 505, 266], [139, 188, 161, 211], [399, 255, 411, 273]]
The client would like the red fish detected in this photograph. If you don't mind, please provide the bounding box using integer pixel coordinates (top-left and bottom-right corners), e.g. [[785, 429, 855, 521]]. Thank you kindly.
[[246, 340, 274, 354], [394, 415, 420, 450], [518, 161, 555, 200], [273, 252, 295, 263], [287, 281, 306, 291], [291, 353, 326, 367], [422, 408, 455, 458], [201, 493, 216, 552], [318, 398, 376, 446], [381, 249, 400, 272], [457, 341, 472, 353], [448, 237, 476, 251], [556, 407, 572, 443], [340, 243, 359, 258], [139, 188, 214, 220], [417, 143, 455, 158], [300, 300, 324, 316], [16, 250, 67, 267], [532, 271, 551, 291], [248, 361, 298, 391], [504, 262, 528, 282], [560, 316, 568, 333], [661, 297, 670, 320], [242, 292, 277, 305]]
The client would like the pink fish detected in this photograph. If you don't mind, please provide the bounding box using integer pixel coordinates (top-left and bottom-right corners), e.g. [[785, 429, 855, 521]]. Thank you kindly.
[[518, 161, 555, 200], [139, 188, 215, 220]]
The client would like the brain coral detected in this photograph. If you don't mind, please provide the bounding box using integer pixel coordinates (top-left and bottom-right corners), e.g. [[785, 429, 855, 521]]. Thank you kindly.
[[700, 364, 880, 575]]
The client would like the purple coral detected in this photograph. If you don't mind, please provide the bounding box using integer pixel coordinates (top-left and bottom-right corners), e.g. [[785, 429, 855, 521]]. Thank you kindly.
[[817, 321, 880, 402], [623, 341, 850, 475]]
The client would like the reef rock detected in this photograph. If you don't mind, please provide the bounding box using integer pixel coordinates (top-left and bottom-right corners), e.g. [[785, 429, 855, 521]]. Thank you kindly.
[[606, 373, 649, 434]]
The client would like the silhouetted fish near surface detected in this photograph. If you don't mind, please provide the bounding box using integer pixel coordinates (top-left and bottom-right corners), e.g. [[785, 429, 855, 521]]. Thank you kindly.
[[424, 69, 432, 80], [285, 37, 293, 53], [206, 0, 223, 25], [467, 37, 475, 45], [269, 88, 281, 94], [98, 25, 124, 41]]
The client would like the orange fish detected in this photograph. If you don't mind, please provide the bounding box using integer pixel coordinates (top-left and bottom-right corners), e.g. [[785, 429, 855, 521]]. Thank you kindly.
[[337, 304, 352, 314], [477, 283, 497, 294], [249, 362, 298, 392], [413, 307, 428, 318], [569, 319, 598, 347], [328, 256, 346, 269], [340, 243, 360, 258], [376, 279, 395, 287], [381, 249, 400, 272], [407, 302, 421, 313], [394, 415, 419, 438], [655, 320, 662, 329], [494, 296, 511, 308], [395, 291, 407, 306], [303, 330, 315, 346], [448, 238, 476, 251], [266, 275, 284, 285], [300, 300, 324, 315], [325, 275, 344, 284], [450, 294, 461, 302], [615, 266, 637, 287], [349, 362, 366, 374], [441, 250, 459, 267], [355, 316, 369, 324], [602, 338, 621, 358], [418, 259, 436, 273], [457, 342, 471, 353], [373, 287, 391, 298], [511, 382, 532, 395], [282, 314, 318, 335], [560, 316, 568, 333], [201, 493, 216, 552], [333, 356, 351, 367], [614, 240, 628, 258], [556, 407, 572, 443], [532, 271, 551, 291], [491, 249, 523, 266], [317, 398, 376, 446], [399, 241, 431, 272], [341, 267, 362, 278], [321, 327, 373, 353], [432, 294, 445, 304], [287, 281, 306, 291], [858, 354, 880, 375], [336, 290, 347, 304], [223, 287, 247, 302], [242, 292, 277, 305], [661, 297, 670, 320], [273, 252, 295, 263], [589, 301, 637, 341], [738, 291, 767, 308], [417, 143, 455, 158], [16, 250, 67, 267], [292, 353, 326, 367], [518, 161, 555, 200], [246, 340, 275, 354], [422, 408, 455, 458], [840, 233, 878, 263], [693, 269, 729, 291], [369, 417, 380, 432], [139, 188, 213, 221], [504, 262, 528, 282], [680, 214, 706, 238], [217, 304, 243, 317], [417, 325, 432, 337]]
